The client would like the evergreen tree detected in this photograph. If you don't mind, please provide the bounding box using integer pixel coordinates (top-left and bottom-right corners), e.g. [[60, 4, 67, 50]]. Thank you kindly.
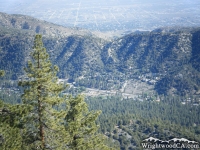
[[0, 70, 27, 149], [1, 35, 112, 149], [18, 34, 68, 149], [65, 95, 112, 150], [0, 100, 31, 150]]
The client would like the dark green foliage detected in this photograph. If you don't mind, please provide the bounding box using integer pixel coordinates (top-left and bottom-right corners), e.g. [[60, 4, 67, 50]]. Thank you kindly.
[[88, 96, 200, 128], [65, 95, 112, 150], [0, 100, 31, 149], [0, 35, 111, 149], [0, 29, 33, 79], [23, 22, 30, 29], [0, 12, 200, 149], [35, 25, 41, 33], [86, 96, 200, 149], [155, 64, 200, 95], [18, 34, 68, 149], [10, 18, 16, 26], [191, 29, 200, 72]]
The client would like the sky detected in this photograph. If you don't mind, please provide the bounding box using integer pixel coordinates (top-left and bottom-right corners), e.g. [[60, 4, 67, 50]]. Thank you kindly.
[[0, 0, 200, 32]]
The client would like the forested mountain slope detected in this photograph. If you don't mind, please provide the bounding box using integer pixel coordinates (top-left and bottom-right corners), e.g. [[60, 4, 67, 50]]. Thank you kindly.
[[102, 28, 200, 95], [0, 12, 200, 96]]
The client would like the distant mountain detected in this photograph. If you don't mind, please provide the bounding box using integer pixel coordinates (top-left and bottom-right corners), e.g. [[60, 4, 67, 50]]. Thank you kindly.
[[102, 27, 200, 95], [0, 12, 92, 37], [0, 12, 200, 96], [0, 12, 107, 78]]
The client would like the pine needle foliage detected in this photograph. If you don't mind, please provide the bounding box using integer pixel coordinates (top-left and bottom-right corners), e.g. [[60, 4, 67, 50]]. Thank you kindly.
[[0, 101, 22, 150], [0, 65, 31, 149], [65, 95, 113, 150], [18, 34, 68, 149], [0, 35, 113, 150]]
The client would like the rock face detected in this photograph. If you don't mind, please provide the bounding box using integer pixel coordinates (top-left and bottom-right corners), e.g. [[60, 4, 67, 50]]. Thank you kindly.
[[0, 12, 200, 96]]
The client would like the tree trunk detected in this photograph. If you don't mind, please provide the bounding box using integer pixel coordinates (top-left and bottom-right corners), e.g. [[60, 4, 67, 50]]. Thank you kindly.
[[37, 53, 45, 149]]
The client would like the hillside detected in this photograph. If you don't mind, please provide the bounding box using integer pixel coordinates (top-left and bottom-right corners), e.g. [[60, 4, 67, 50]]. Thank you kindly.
[[0, 12, 200, 96], [102, 28, 200, 95]]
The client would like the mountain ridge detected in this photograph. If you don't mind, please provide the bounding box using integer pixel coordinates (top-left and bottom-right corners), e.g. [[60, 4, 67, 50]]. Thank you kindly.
[[0, 12, 200, 96]]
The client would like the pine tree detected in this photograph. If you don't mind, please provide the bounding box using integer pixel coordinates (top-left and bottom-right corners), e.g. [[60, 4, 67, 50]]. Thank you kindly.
[[0, 100, 31, 150], [0, 70, 28, 149], [1, 35, 113, 149], [18, 34, 68, 149], [65, 95, 112, 150]]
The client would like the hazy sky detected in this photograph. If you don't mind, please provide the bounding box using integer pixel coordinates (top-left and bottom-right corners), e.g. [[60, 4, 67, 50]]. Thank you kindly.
[[0, 0, 200, 32]]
